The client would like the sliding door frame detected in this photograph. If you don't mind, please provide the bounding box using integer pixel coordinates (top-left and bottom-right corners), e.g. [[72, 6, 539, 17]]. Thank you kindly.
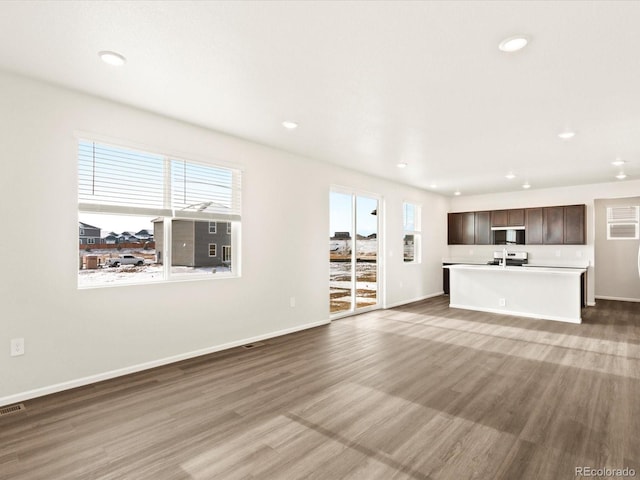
[[330, 186, 383, 319]]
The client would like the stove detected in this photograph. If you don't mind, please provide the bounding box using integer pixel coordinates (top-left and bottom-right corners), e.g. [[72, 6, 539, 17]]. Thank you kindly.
[[486, 251, 528, 266]]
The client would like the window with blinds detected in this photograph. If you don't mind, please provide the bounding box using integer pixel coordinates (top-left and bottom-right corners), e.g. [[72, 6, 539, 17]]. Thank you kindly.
[[606, 206, 639, 240], [77, 139, 241, 287], [403, 202, 421, 263]]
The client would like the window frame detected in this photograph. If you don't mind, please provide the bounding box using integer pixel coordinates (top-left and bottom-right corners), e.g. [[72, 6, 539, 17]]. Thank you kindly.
[[77, 136, 242, 288], [403, 202, 421, 264], [208, 243, 217, 257], [209, 221, 217, 234]]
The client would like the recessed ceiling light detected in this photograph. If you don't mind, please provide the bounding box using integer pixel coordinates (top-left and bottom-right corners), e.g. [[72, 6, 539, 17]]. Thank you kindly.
[[505, 173, 516, 180], [557, 131, 576, 140], [522, 183, 531, 189], [98, 51, 126, 66], [454, 191, 461, 196], [282, 121, 298, 129], [498, 35, 529, 53], [612, 158, 625, 166], [430, 184, 437, 189], [396, 162, 408, 169], [616, 172, 627, 180]]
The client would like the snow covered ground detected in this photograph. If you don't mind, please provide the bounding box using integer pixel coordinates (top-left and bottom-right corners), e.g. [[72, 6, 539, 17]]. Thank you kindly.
[[78, 264, 231, 287]]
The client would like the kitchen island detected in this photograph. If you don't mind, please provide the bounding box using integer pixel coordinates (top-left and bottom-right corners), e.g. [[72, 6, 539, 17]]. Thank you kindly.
[[444, 264, 586, 323]]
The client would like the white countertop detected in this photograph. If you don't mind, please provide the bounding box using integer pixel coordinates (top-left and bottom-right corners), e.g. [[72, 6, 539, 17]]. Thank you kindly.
[[444, 264, 586, 275], [442, 258, 589, 269]]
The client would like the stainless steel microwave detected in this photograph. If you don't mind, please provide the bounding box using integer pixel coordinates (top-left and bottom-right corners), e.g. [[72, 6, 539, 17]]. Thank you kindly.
[[491, 226, 526, 245]]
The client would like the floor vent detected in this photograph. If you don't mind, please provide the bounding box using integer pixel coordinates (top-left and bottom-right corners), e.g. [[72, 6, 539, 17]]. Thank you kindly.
[[242, 342, 265, 349], [0, 403, 26, 417]]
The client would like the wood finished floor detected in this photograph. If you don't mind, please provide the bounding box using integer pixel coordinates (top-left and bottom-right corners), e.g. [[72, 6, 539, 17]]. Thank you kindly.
[[1, 296, 639, 480]]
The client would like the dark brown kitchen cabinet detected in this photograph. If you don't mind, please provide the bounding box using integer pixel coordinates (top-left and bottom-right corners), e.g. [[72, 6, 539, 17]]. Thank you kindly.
[[543, 206, 565, 244], [541, 205, 586, 245], [474, 211, 491, 245], [525, 208, 543, 244], [491, 208, 525, 227], [447, 212, 476, 245], [508, 209, 525, 226], [491, 210, 508, 227], [462, 212, 475, 245], [448, 213, 463, 244], [564, 204, 586, 244], [448, 204, 585, 245]]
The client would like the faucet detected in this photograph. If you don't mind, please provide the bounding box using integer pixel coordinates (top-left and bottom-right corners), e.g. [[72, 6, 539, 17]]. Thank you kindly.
[[501, 248, 507, 268]]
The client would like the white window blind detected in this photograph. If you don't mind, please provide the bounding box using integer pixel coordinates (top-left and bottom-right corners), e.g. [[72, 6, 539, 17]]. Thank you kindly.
[[78, 140, 241, 221], [606, 206, 639, 240]]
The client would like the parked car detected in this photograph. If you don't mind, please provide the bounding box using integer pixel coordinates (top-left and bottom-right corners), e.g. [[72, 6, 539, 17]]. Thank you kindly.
[[106, 254, 145, 267]]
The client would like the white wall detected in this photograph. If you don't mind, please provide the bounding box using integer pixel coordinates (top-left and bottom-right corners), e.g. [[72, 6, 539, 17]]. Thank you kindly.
[[448, 179, 640, 306], [0, 71, 448, 405]]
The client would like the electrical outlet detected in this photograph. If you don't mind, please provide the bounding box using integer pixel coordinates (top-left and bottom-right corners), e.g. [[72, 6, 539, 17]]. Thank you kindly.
[[499, 298, 506, 307], [290, 297, 296, 308], [11, 338, 24, 357], [555, 250, 561, 257], [576, 251, 583, 257]]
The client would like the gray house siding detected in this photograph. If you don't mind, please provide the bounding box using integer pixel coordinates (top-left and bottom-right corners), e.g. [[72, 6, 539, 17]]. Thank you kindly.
[[194, 221, 231, 267], [79, 222, 101, 245], [153, 220, 231, 267]]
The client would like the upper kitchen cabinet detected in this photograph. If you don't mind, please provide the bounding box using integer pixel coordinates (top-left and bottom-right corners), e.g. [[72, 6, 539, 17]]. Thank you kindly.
[[448, 213, 463, 245], [543, 207, 565, 244], [564, 204, 586, 244], [448, 204, 585, 245], [474, 211, 491, 245], [542, 204, 586, 245], [447, 212, 475, 245], [525, 208, 543, 244], [491, 209, 525, 227]]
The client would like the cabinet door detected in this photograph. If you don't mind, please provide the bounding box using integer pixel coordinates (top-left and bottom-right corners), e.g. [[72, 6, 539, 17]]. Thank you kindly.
[[526, 208, 543, 244], [491, 210, 508, 227], [508, 209, 525, 226], [475, 211, 491, 245], [448, 213, 463, 245], [462, 212, 475, 245], [543, 207, 564, 244], [564, 205, 585, 244]]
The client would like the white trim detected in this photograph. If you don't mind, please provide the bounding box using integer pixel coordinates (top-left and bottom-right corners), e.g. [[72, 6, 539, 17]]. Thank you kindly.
[[208, 243, 217, 257], [0, 318, 330, 408], [449, 303, 582, 324], [595, 295, 640, 303]]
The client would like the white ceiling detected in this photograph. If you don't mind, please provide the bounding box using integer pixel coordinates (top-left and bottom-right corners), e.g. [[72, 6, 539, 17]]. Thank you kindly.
[[1, 0, 639, 196]]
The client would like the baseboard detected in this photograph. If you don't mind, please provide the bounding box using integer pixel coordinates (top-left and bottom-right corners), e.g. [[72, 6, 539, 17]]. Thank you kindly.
[[449, 303, 582, 324], [595, 295, 640, 303], [0, 318, 330, 408], [385, 291, 444, 309]]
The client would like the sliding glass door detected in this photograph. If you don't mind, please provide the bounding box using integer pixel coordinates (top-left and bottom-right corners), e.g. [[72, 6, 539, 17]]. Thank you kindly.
[[329, 190, 379, 315]]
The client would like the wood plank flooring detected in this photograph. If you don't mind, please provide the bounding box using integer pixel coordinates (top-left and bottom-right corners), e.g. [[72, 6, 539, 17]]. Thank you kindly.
[[1, 296, 639, 479]]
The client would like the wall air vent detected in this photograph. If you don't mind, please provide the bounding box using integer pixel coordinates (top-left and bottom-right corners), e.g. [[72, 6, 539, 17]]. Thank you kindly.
[[0, 403, 26, 417], [607, 206, 639, 240]]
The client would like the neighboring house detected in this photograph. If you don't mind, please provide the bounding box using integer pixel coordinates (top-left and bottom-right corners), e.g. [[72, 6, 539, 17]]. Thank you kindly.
[[135, 229, 154, 241], [153, 220, 231, 267], [118, 232, 140, 243], [102, 234, 118, 244], [79, 222, 101, 245], [331, 231, 351, 240]]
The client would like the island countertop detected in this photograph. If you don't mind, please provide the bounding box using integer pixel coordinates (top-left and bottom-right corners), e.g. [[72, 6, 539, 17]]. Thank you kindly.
[[445, 263, 586, 323], [444, 264, 586, 275]]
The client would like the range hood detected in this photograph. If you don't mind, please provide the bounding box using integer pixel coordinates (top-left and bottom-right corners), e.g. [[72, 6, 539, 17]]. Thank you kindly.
[[491, 226, 525, 231]]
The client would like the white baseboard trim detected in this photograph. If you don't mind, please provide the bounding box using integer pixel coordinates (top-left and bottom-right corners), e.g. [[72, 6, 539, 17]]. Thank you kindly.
[[449, 303, 582, 324], [595, 295, 640, 303], [385, 291, 444, 309], [0, 318, 330, 408]]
